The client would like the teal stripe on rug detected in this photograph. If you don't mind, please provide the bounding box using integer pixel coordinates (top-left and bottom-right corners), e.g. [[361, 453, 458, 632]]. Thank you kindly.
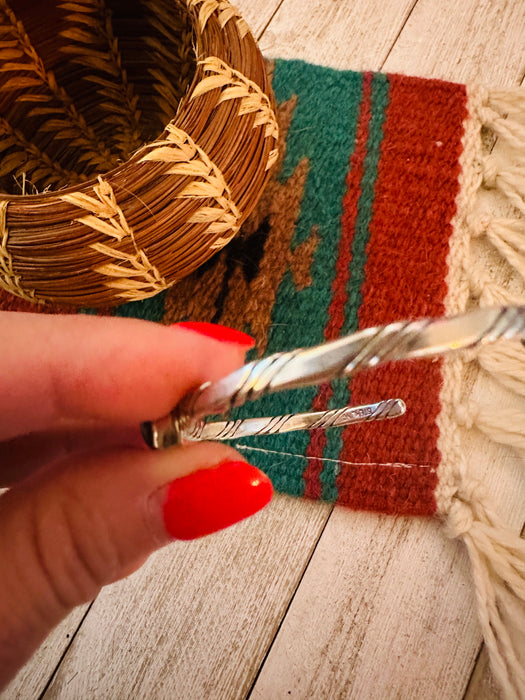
[[114, 291, 167, 322], [236, 59, 363, 497], [319, 72, 390, 501]]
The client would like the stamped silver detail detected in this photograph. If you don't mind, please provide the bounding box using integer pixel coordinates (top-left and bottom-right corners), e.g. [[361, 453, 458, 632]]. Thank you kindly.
[[141, 306, 525, 449]]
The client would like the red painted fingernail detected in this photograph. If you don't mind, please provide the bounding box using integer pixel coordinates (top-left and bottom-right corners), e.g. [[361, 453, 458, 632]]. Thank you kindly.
[[174, 321, 255, 348], [162, 461, 273, 540]]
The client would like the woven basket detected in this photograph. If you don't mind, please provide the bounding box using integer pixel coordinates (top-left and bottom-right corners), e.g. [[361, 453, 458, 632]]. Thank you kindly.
[[0, 0, 278, 306]]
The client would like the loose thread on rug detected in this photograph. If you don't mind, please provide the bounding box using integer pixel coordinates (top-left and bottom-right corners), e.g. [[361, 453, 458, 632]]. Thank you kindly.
[[234, 444, 436, 471]]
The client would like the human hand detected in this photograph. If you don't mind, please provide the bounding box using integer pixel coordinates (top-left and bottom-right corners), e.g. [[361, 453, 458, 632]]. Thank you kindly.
[[0, 312, 273, 688]]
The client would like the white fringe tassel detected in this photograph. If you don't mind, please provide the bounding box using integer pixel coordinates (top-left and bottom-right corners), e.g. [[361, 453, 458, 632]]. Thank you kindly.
[[468, 263, 525, 307], [478, 341, 525, 397], [472, 216, 525, 280], [487, 88, 525, 117], [447, 484, 525, 700], [442, 85, 525, 699], [483, 158, 525, 218], [455, 401, 525, 452], [479, 89, 525, 218]]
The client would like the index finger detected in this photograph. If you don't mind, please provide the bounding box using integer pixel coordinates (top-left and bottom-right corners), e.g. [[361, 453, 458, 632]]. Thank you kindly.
[[0, 312, 252, 441]]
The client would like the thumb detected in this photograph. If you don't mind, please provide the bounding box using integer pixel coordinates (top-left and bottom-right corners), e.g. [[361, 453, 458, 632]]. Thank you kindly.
[[0, 442, 272, 686]]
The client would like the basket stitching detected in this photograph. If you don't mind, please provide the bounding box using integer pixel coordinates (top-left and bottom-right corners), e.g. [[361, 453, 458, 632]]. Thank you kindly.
[[190, 56, 278, 169], [62, 177, 132, 241], [186, 0, 250, 38], [0, 200, 36, 301], [62, 177, 170, 300], [142, 0, 195, 127], [0, 116, 83, 188], [91, 243, 170, 301], [0, 0, 118, 174], [139, 123, 241, 244], [58, 0, 143, 159]]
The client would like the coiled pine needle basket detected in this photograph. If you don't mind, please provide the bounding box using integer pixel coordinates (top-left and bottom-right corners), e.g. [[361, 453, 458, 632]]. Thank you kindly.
[[0, 0, 278, 306]]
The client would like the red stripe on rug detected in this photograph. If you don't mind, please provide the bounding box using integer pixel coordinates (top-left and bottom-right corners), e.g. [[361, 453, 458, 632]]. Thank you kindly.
[[0, 289, 115, 316], [303, 72, 373, 500], [0, 290, 76, 314], [336, 74, 468, 516]]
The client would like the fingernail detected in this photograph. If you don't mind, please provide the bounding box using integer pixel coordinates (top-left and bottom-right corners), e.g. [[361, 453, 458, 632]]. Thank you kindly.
[[174, 321, 255, 348], [162, 461, 273, 540]]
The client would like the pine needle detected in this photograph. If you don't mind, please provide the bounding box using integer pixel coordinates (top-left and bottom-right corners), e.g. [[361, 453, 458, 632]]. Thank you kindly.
[[59, 0, 144, 158], [0, 116, 85, 188], [0, 0, 119, 173], [141, 0, 196, 126]]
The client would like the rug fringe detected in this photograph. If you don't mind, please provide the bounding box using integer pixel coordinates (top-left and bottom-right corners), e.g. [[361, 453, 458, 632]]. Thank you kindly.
[[446, 483, 525, 700], [472, 216, 525, 281], [468, 260, 525, 306], [471, 86, 525, 699], [438, 84, 525, 700], [478, 341, 525, 397], [484, 160, 525, 218], [480, 88, 525, 220], [456, 401, 525, 452], [487, 88, 525, 117], [474, 82, 525, 387]]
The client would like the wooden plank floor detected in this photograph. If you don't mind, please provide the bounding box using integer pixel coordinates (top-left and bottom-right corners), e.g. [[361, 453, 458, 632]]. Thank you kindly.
[[3, 1, 525, 698]]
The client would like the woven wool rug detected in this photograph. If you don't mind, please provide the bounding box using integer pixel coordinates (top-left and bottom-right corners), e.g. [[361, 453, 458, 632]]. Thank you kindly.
[[2, 59, 525, 697]]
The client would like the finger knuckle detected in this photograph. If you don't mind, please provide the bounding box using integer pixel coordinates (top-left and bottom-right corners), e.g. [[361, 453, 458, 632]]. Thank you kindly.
[[30, 481, 122, 610]]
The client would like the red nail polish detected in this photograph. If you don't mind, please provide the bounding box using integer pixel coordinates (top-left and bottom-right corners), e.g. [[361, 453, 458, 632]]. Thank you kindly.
[[174, 321, 255, 348], [163, 461, 273, 540]]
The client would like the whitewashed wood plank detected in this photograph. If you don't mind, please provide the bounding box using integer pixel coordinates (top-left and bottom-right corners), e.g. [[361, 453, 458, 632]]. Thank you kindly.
[[252, 0, 417, 70], [251, 389, 525, 699], [43, 495, 331, 698], [382, 0, 525, 85], [250, 380, 525, 698], [250, 511, 481, 700], [0, 606, 88, 700], [465, 646, 503, 700], [234, 0, 282, 40]]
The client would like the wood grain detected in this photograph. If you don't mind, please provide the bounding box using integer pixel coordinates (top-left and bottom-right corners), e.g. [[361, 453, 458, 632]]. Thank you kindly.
[[250, 511, 481, 699], [0, 606, 88, 700], [251, 405, 525, 699], [256, 0, 417, 70], [234, 0, 283, 40], [465, 646, 503, 700], [43, 496, 331, 698], [382, 0, 525, 84]]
